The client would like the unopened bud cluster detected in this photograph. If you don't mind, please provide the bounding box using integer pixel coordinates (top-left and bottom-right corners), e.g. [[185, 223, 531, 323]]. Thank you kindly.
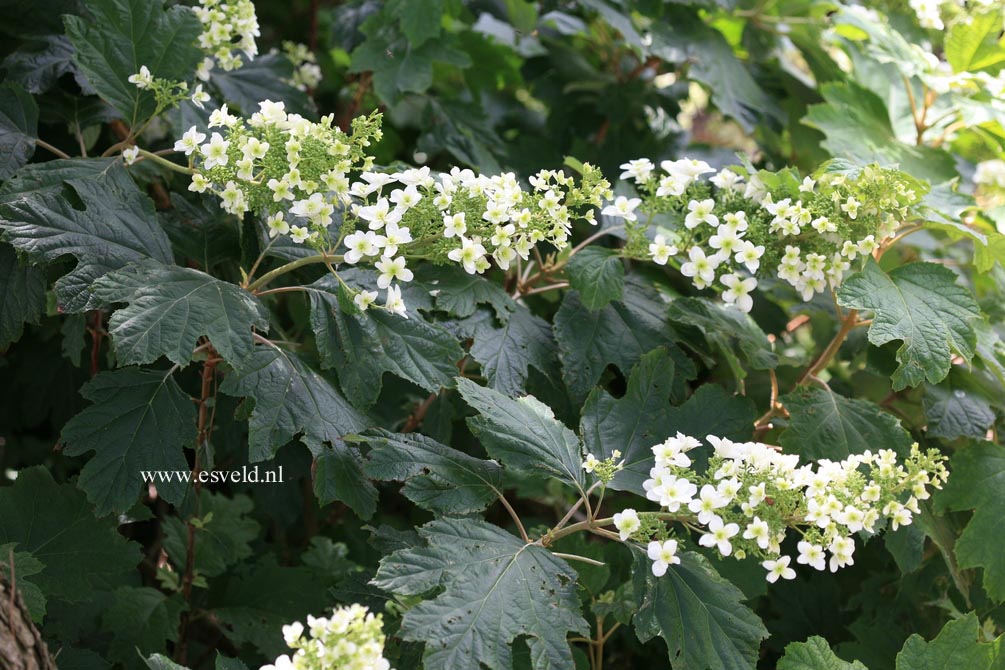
[[612, 433, 947, 582], [193, 0, 260, 79], [262, 605, 391, 670], [582, 450, 624, 484]]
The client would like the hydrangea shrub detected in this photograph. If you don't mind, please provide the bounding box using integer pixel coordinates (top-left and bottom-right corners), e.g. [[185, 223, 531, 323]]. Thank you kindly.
[[1, 0, 1004, 669]]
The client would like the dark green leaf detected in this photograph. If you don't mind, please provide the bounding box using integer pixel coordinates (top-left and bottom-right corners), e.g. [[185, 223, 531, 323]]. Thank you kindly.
[[212, 556, 338, 660], [668, 296, 777, 374], [455, 304, 557, 396], [362, 428, 504, 515], [0, 467, 140, 602], [93, 261, 269, 366], [633, 550, 768, 670], [885, 523, 925, 574], [0, 157, 116, 203], [313, 444, 378, 519], [215, 657, 249, 670], [778, 637, 868, 669], [1, 35, 91, 94], [394, 0, 443, 46], [349, 29, 471, 105], [779, 386, 913, 460], [648, 15, 780, 131], [61, 367, 196, 514], [554, 286, 689, 405], [219, 345, 367, 460], [162, 491, 260, 578], [0, 243, 45, 349], [581, 347, 689, 492], [0, 165, 174, 312], [373, 518, 588, 670], [420, 265, 515, 319], [837, 260, 981, 390], [102, 587, 184, 667], [0, 544, 46, 621], [803, 82, 957, 183], [895, 613, 999, 670], [923, 378, 996, 440], [0, 83, 39, 179], [566, 246, 624, 310], [64, 0, 202, 125], [936, 441, 1005, 601], [457, 377, 586, 493], [143, 655, 189, 670], [307, 277, 462, 408], [663, 385, 758, 470], [209, 53, 315, 118]]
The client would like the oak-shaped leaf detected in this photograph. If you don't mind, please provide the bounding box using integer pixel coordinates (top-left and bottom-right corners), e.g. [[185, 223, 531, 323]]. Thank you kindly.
[[936, 441, 1005, 602], [837, 259, 981, 390], [161, 491, 260, 578], [209, 52, 314, 118], [451, 304, 557, 396], [554, 280, 693, 405], [60, 367, 197, 515], [362, 428, 504, 515], [220, 345, 367, 460], [211, 556, 341, 660], [778, 637, 867, 670], [779, 386, 913, 460], [566, 246, 625, 310], [64, 0, 202, 125], [668, 296, 777, 376], [102, 586, 185, 667], [219, 345, 374, 516], [0, 82, 39, 179], [373, 518, 588, 670], [456, 377, 586, 494], [895, 613, 1002, 670], [0, 164, 173, 312], [93, 261, 269, 366], [633, 550, 768, 670], [0, 467, 141, 604], [580, 347, 690, 492], [307, 277, 462, 408], [0, 243, 45, 349]]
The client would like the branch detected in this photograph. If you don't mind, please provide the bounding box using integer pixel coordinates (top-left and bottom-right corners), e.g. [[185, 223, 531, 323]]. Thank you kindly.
[[34, 138, 70, 160], [246, 253, 344, 292]]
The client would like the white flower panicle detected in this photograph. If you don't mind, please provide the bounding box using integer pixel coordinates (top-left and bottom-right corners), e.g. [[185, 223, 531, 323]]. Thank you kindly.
[[262, 605, 391, 670], [193, 0, 260, 79], [621, 432, 947, 581], [188, 102, 609, 317], [605, 158, 921, 312]]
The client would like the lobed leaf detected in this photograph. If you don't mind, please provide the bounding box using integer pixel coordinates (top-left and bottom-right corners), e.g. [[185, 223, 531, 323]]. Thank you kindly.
[[779, 386, 913, 460], [633, 550, 768, 670], [837, 259, 981, 391], [0, 164, 173, 311], [778, 637, 868, 669], [0, 82, 39, 179], [64, 0, 202, 125], [93, 261, 269, 367], [566, 246, 625, 310], [61, 367, 197, 514], [307, 277, 462, 408], [362, 428, 504, 515], [373, 518, 588, 670], [457, 377, 586, 493]]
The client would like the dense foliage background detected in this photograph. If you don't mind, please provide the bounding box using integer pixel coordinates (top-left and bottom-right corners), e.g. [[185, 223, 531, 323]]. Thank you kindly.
[[1, 0, 1005, 668]]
